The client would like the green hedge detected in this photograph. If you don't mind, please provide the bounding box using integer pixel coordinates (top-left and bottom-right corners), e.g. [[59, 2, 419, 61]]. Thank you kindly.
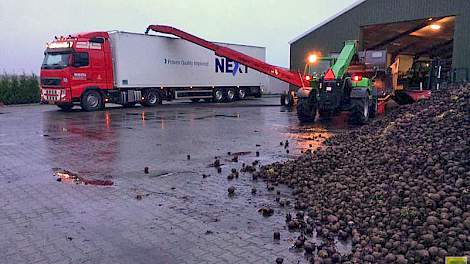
[[0, 74, 40, 105]]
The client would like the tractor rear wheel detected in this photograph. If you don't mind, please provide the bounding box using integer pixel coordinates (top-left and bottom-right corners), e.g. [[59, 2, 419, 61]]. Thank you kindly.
[[296, 98, 317, 123]]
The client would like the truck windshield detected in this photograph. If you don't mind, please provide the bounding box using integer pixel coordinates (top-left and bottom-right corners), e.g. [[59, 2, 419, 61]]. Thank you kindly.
[[42, 52, 71, 69]]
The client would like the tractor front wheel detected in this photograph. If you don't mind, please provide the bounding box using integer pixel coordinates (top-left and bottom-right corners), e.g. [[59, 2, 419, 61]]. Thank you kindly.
[[350, 96, 370, 125], [296, 98, 317, 123]]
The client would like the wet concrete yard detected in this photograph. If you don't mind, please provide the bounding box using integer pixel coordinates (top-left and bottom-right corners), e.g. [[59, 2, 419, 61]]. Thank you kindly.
[[0, 97, 351, 264]]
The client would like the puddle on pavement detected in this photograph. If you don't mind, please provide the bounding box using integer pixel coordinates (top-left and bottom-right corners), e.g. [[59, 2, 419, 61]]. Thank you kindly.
[[283, 116, 352, 153], [52, 168, 114, 186]]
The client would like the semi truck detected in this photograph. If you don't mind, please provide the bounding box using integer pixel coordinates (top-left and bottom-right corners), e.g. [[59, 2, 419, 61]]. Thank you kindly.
[[40, 31, 265, 111]]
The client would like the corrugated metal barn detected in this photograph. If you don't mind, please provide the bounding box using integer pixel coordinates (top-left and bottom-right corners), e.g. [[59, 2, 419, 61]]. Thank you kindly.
[[290, 0, 470, 86]]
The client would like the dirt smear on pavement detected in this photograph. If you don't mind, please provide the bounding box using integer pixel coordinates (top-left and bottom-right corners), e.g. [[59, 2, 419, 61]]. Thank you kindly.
[[53, 168, 114, 186]]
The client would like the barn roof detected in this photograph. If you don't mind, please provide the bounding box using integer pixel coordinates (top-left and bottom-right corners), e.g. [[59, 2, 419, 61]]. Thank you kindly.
[[289, 0, 366, 44]]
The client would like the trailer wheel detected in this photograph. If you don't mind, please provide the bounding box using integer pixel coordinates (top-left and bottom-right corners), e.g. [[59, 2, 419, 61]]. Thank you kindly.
[[213, 88, 225, 103], [81, 90, 103, 112], [237, 88, 247, 100], [281, 92, 295, 107], [280, 94, 287, 106], [142, 89, 161, 107], [253, 88, 262, 98], [350, 96, 370, 125], [287, 92, 295, 107], [296, 98, 316, 123], [226, 88, 236, 102], [57, 104, 74, 111]]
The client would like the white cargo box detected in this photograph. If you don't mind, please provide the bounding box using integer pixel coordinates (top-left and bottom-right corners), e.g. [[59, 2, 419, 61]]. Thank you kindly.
[[109, 31, 266, 89]]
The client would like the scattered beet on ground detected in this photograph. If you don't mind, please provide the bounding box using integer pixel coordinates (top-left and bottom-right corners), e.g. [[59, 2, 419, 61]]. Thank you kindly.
[[260, 85, 469, 263]]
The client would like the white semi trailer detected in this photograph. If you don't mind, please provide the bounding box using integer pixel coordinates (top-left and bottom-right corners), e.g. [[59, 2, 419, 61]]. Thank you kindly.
[[40, 30, 266, 111]]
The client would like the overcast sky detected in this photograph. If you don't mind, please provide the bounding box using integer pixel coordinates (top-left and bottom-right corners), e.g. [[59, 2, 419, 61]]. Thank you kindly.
[[0, 0, 357, 73]]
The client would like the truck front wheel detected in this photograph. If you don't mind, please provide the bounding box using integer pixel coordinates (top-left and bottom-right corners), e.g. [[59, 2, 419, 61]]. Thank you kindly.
[[142, 89, 161, 107], [81, 90, 104, 112]]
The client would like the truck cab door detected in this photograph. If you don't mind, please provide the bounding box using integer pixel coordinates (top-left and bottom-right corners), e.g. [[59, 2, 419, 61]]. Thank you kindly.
[[70, 52, 92, 99], [71, 40, 107, 91], [87, 40, 108, 89]]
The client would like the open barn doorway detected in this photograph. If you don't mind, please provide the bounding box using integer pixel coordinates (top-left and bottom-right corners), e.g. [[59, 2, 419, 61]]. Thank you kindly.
[[361, 16, 455, 91]]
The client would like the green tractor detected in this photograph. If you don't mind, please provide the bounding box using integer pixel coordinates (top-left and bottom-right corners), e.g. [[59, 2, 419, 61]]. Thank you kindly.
[[296, 40, 381, 124]]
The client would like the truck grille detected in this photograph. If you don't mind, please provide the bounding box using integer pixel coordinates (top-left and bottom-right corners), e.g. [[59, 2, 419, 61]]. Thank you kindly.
[[42, 89, 64, 102], [41, 78, 61, 86]]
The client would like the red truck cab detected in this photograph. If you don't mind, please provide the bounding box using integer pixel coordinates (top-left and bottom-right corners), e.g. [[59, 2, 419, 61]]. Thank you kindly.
[[40, 32, 114, 111]]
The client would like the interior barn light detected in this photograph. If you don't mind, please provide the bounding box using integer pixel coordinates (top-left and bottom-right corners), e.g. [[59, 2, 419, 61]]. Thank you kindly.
[[430, 24, 441, 30]]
